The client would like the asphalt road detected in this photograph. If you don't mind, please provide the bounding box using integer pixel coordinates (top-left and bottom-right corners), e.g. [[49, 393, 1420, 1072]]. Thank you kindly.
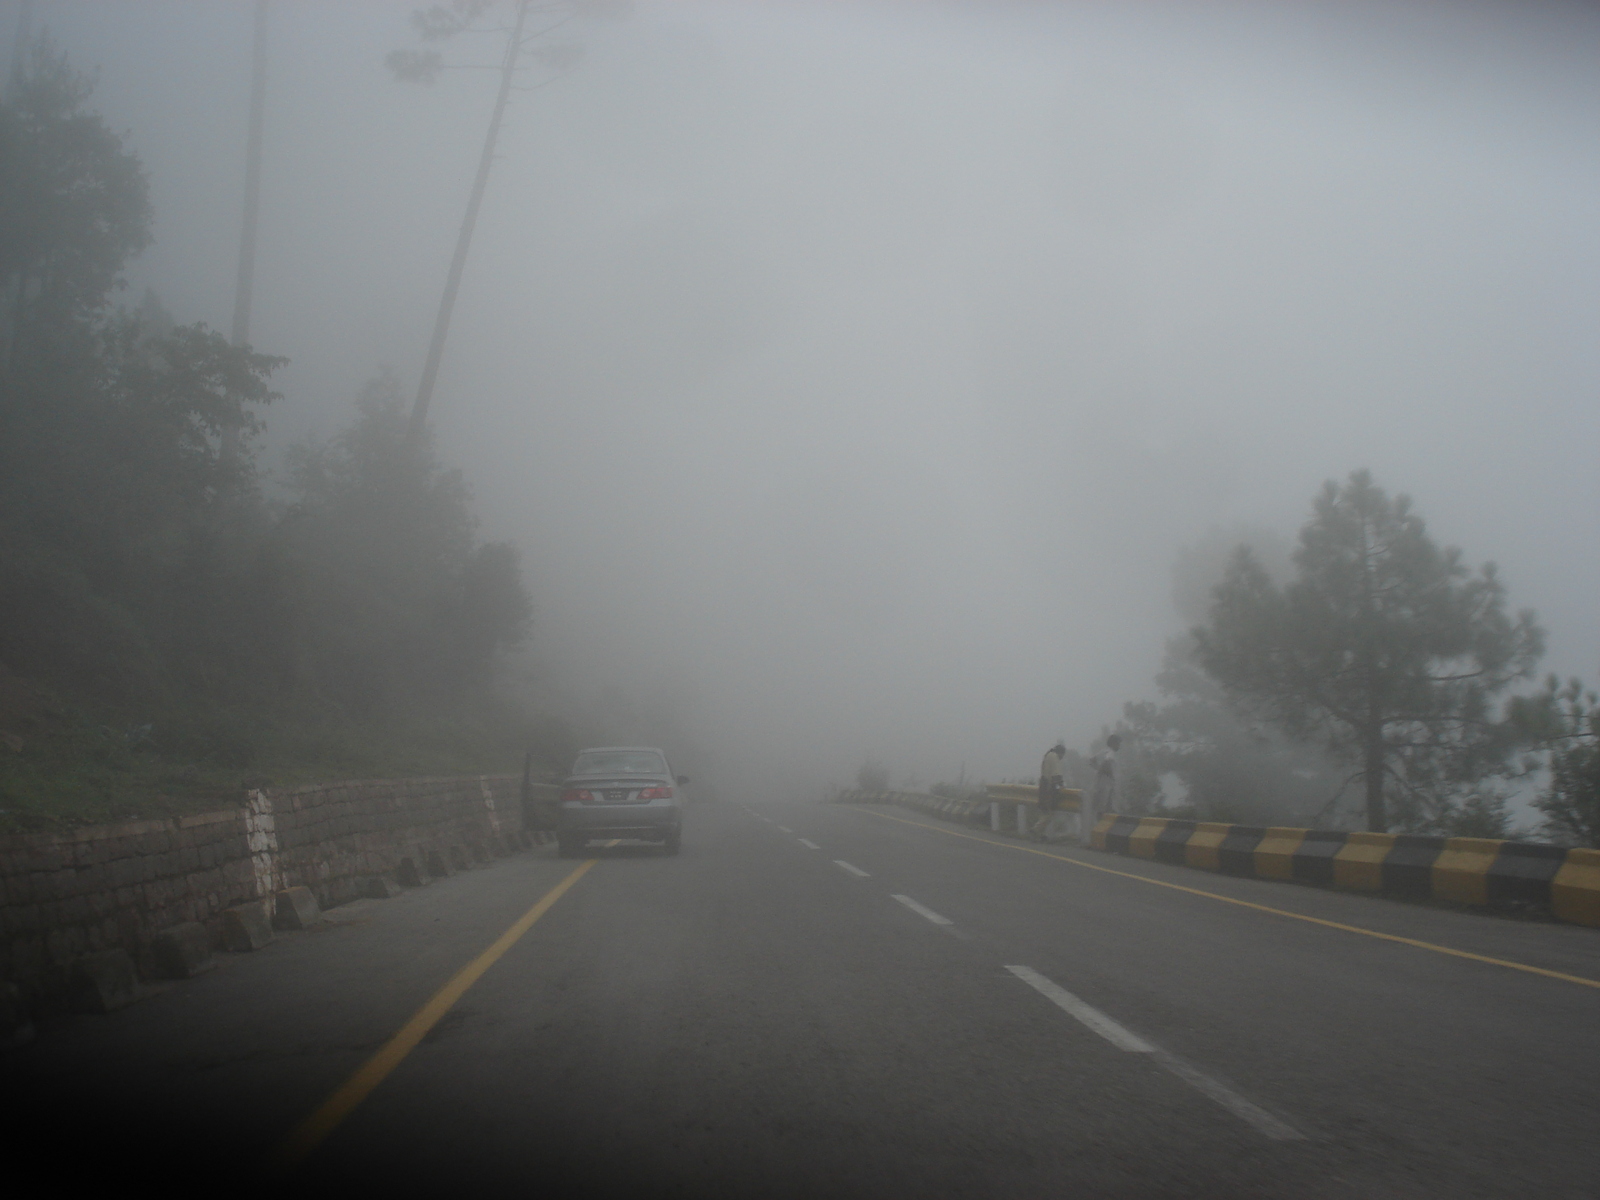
[[11, 796, 1600, 1198]]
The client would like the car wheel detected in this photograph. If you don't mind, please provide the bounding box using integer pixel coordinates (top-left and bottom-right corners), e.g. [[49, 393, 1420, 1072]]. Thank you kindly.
[[557, 834, 583, 858], [663, 827, 681, 855]]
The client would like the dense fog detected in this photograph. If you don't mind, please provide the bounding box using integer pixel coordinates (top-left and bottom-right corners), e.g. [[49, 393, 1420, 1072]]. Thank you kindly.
[[9, 0, 1598, 808]]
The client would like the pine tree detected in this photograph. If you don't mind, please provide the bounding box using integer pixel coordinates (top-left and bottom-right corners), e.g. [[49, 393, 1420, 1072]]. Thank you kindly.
[[1512, 677, 1600, 847], [1192, 471, 1543, 832]]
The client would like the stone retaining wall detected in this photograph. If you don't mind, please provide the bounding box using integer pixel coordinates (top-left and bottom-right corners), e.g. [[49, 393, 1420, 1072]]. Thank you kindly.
[[0, 775, 523, 1005]]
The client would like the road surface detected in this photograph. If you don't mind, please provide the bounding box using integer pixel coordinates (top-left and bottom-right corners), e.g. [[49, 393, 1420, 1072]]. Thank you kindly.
[[12, 797, 1600, 1197]]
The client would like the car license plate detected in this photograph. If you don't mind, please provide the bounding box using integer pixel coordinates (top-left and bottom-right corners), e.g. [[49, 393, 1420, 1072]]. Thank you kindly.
[[604, 789, 629, 803]]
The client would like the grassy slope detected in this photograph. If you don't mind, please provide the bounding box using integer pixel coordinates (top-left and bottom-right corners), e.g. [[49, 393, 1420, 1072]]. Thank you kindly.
[[0, 675, 567, 834]]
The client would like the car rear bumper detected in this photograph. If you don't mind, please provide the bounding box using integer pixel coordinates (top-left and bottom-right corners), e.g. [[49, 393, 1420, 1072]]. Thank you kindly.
[[559, 802, 680, 838]]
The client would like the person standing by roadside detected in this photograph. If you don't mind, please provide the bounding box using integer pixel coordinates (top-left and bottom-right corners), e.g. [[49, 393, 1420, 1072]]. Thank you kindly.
[[1082, 733, 1123, 835], [1030, 741, 1067, 840]]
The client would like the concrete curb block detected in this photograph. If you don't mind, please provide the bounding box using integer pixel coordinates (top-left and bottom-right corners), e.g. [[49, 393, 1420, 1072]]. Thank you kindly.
[[427, 847, 457, 878], [1554, 849, 1600, 927], [1089, 813, 1600, 929], [397, 855, 430, 888], [222, 900, 274, 951], [1, 981, 35, 1048], [69, 949, 138, 1013], [362, 875, 403, 900], [150, 921, 215, 979], [272, 886, 322, 931]]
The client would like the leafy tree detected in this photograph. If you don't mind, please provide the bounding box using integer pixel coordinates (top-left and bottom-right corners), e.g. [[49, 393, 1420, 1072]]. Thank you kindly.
[[1511, 677, 1600, 847], [443, 541, 534, 680], [856, 759, 888, 792], [1192, 471, 1543, 832], [1, 313, 283, 698], [0, 42, 283, 703], [0, 35, 150, 345], [1124, 527, 1357, 827], [1125, 636, 1359, 827], [105, 313, 285, 487], [283, 373, 531, 712], [1447, 790, 1517, 840], [0, 41, 542, 830]]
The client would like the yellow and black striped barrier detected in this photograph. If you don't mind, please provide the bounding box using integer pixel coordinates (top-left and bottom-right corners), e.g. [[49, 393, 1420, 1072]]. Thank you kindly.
[[1091, 814, 1600, 929]]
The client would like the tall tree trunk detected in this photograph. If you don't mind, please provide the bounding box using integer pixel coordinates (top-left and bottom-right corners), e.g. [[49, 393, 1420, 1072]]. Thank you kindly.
[[232, 0, 268, 350], [1, 1, 33, 367], [4, 0, 30, 100], [1358, 510, 1387, 832], [222, 0, 268, 463], [405, 0, 532, 450], [1363, 725, 1387, 832]]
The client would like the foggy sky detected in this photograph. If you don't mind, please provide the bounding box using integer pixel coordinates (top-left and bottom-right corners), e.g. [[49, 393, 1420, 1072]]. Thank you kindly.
[[16, 0, 1599, 796]]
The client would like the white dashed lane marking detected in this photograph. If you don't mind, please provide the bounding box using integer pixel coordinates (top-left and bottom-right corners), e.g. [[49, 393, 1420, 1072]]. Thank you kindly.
[[798, 838, 820, 850], [777, 825, 794, 834], [1005, 966, 1303, 1141], [834, 860, 870, 877], [892, 894, 953, 926], [1005, 965, 1151, 1051]]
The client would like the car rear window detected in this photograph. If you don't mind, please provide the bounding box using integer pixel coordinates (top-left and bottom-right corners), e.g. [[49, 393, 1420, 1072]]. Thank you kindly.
[[570, 750, 668, 776]]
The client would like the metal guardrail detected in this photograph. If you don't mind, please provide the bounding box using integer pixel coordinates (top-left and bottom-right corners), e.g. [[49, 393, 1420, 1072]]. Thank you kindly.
[[984, 783, 1084, 812], [833, 786, 1092, 839]]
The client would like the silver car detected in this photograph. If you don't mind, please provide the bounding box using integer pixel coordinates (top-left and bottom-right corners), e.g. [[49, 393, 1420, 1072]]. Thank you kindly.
[[556, 746, 685, 857]]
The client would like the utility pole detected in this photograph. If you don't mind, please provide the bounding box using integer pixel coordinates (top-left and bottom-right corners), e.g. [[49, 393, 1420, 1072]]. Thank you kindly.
[[222, 0, 268, 462], [404, 0, 532, 451]]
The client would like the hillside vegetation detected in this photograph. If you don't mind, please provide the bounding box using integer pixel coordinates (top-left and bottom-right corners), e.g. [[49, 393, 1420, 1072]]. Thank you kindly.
[[0, 41, 563, 832]]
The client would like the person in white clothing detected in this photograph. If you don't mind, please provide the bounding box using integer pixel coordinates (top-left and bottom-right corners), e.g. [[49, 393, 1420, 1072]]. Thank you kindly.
[[1083, 733, 1123, 835], [1029, 742, 1067, 841]]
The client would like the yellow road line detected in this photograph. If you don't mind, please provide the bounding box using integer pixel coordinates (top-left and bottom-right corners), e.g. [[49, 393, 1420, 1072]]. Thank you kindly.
[[274, 858, 597, 1169], [864, 810, 1600, 993]]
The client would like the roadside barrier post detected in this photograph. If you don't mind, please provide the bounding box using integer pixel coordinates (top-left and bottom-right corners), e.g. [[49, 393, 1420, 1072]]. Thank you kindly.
[[1017, 804, 1027, 834], [990, 801, 1000, 831]]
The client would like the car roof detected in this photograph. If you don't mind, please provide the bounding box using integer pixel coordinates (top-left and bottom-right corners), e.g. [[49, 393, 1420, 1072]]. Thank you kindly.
[[576, 746, 668, 755]]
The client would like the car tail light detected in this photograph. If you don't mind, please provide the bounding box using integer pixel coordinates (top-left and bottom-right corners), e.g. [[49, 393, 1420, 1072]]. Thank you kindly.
[[637, 786, 674, 800], [561, 788, 594, 803]]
